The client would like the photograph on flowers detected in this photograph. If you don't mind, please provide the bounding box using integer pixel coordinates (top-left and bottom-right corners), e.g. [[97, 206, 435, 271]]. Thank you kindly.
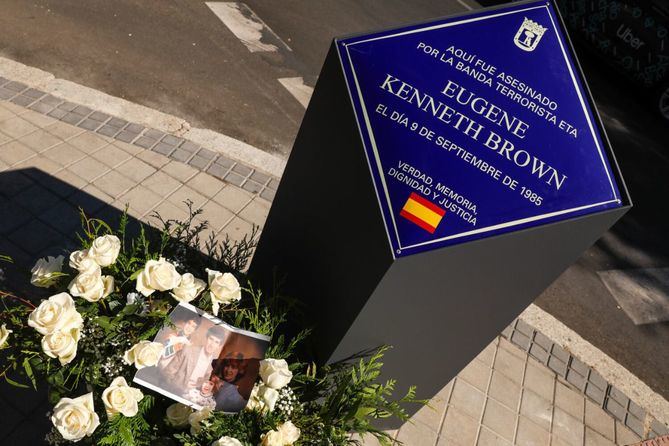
[[133, 302, 270, 413]]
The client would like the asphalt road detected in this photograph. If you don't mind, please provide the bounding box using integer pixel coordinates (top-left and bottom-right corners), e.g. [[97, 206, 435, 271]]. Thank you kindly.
[[1, 0, 668, 398]]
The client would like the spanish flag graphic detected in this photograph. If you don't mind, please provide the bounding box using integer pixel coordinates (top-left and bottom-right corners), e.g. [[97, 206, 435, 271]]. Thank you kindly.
[[399, 192, 446, 234]]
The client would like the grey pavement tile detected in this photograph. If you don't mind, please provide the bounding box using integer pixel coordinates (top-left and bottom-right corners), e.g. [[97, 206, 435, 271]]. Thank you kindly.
[[523, 358, 556, 402], [607, 387, 629, 408], [232, 162, 252, 176], [259, 187, 275, 202], [0, 88, 15, 100], [152, 141, 175, 156], [250, 169, 270, 184], [116, 130, 139, 143], [499, 337, 526, 358], [548, 356, 568, 377], [570, 357, 590, 377], [489, 370, 521, 409], [616, 421, 641, 445], [162, 160, 198, 182], [585, 382, 607, 406], [28, 101, 54, 114], [511, 330, 531, 351], [604, 397, 627, 422], [501, 324, 514, 339], [97, 124, 121, 137], [520, 389, 553, 431], [117, 158, 156, 183], [586, 400, 615, 441], [10, 94, 36, 107], [89, 111, 110, 122], [588, 370, 608, 391], [24, 88, 46, 99], [212, 185, 253, 213], [196, 147, 216, 160], [189, 154, 211, 170], [482, 398, 516, 441], [267, 177, 279, 190], [627, 400, 644, 421], [214, 154, 236, 168], [134, 136, 157, 149], [57, 101, 78, 112], [73, 105, 93, 116], [108, 117, 128, 128], [242, 179, 264, 194], [651, 419, 669, 436], [555, 381, 585, 420], [529, 343, 549, 364], [224, 170, 246, 187], [188, 171, 225, 197], [516, 416, 549, 446], [171, 148, 193, 163], [40, 95, 62, 107], [144, 128, 165, 140], [494, 346, 525, 383], [566, 369, 587, 392], [180, 140, 200, 153], [625, 413, 644, 437], [5, 81, 27, 92], [585, 427, 615, 446], [515, 320, 534, 337], [207, 162, 228, 178], [61, 112, 85, 125], [551, 344, 571, 363], [458, 357, 491, 392], [438, 406, 479, 446], [449, 379, 485, 420], [162, 134, 184, 146], [78, 118, 102, 131], [553, 407, 585, 446], [0, 141, 35, 166], [125, 123, 144, 134], [47, 108, 67, 119]]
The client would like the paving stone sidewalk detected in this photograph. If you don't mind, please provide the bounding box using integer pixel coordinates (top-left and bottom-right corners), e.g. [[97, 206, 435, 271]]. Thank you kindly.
[[0, 97, 666, 445]]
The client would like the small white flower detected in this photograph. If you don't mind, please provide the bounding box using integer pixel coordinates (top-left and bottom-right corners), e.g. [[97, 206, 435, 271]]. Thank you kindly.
[[206, 269, 241, 316], [0, 324, 12, 348], [102, 377, 143, 418], [188, 406, 212, 435], [51, 392, 100, 442], [211, 436, 243, 446], [126, 292, 139, 306], [88, 235, 121, 267], [170, 273, 206, 303], [123, 341, 164, 369], [30, 255, 64, 288], [165, 403, 192, 428], [28, 292, 83, 336], [259, 358, 293, 390], [41, 327, 80, 365], [136, 257, 181, 297]]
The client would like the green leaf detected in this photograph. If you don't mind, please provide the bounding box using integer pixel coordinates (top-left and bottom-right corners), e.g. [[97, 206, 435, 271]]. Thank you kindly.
[[22, 357, 36, 390], [4, 376, 29, 388]]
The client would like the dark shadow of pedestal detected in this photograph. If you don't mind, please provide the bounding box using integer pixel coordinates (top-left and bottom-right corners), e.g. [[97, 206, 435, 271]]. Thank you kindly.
[[0, 168, 156, 445]]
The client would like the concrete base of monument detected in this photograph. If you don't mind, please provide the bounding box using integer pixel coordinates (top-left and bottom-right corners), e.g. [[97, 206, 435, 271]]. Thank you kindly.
[[251, 0, 632, 425]]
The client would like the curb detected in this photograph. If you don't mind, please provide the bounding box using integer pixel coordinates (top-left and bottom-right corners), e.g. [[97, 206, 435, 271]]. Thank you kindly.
[[0, 56, 287, 178]]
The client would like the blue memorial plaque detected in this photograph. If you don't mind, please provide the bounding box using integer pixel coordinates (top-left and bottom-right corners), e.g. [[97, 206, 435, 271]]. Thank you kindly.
[[336, 0, 622, 257]]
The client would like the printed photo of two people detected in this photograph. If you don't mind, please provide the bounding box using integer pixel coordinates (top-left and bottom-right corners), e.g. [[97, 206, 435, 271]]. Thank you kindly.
[[133, 303, 270, 413]]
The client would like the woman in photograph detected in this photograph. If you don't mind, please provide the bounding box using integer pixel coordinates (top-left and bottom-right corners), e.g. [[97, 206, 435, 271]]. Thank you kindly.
[[211, 352, 248, 412]]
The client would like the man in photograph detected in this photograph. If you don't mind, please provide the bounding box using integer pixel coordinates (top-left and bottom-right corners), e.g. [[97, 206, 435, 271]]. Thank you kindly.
[[159, 325, 226, 395]]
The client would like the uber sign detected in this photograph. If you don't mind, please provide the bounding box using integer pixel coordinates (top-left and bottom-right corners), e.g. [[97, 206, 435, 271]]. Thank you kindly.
[[251, 0, 630, 425]]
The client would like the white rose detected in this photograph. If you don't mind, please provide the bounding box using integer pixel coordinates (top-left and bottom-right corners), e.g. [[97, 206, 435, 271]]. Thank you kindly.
[[42, 327, 80, 365], [0, 324, 12, 348], [245, 384, 265, 412], [30, 255, 64, 288], [102, 377, 143, 418], [212, 436, 243, 446], [51, 392, 100, 442], [171, 273, 206, 303], [69, 272, 114, 302], [89, 235, 121, 267], [259, 359, 293, 390], [278, 421, 301, 444], [260, 429, 284, 446], [28, 292, 83, 335], [123, 341, 164, 369], [206, 269, 241, 316], [166, 403, 192, 428], [136, 257, 181, 297], [69, 250, 100, 275], [259, 385, 279, 412], [188, 406, 212, 435]]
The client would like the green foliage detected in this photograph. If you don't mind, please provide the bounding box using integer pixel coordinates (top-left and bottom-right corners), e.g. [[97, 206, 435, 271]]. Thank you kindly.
[[0, 203, 424, 446]]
